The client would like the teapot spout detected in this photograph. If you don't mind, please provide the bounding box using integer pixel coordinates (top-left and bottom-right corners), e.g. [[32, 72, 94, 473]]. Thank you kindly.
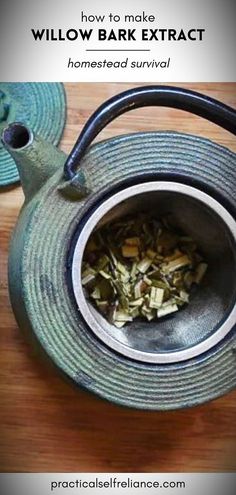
[[1, 122, 67, 201]]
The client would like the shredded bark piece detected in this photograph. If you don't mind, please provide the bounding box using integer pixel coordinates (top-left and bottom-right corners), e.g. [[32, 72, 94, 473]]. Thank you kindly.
[[82, 213, 208, 327]]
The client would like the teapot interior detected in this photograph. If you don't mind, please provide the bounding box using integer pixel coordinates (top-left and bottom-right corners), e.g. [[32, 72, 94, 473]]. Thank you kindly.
[[82, 189, 236, 355]]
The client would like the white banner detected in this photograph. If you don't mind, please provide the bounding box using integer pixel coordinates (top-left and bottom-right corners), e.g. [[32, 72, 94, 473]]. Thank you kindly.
[[0, 473, 235, 495], [0, 0, 235, 81]]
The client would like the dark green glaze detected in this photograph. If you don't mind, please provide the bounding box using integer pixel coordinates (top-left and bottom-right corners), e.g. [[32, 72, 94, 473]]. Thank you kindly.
[[5, 129, 236, 410], [3, 132, 66, 202]]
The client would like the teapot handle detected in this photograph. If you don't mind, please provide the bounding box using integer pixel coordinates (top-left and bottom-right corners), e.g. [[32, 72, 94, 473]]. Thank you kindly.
[[64, 85, 236, 181]]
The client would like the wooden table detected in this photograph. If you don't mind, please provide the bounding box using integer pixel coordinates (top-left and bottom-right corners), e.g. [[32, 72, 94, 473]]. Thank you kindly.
[[1, 83, 236, 473]]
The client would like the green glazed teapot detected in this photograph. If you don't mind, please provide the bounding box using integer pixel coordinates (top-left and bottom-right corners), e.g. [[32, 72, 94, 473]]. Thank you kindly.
[[2, 86, 236, 410]]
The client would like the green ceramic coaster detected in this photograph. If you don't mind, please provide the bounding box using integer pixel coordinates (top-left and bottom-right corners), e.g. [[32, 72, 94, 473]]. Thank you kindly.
[[0, 82, 66, 186]]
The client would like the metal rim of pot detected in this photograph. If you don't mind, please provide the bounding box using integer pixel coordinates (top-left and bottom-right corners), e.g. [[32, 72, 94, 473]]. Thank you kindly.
[[71, 180, 236, 364]]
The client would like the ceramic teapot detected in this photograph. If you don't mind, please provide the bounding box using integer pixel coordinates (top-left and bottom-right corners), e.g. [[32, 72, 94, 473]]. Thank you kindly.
[[2, 86, 236, 410]]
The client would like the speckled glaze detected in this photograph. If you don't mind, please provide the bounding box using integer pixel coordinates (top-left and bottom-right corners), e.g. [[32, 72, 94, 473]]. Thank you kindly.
[[0, 83, 66, 186], [7, 130, 236, 410]]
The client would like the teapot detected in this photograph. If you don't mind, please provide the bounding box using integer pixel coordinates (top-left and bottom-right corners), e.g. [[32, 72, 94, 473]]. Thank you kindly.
[[2, 86, 236, 410]]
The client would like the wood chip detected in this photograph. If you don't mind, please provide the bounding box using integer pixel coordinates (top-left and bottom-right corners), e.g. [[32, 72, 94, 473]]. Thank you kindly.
[[82, 213, 207, 326]]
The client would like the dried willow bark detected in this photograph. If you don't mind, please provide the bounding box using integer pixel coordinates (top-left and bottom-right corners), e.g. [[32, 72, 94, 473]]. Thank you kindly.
[[82, 214, 208, 327]]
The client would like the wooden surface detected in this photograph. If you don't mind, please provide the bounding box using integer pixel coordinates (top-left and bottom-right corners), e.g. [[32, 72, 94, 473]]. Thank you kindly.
[[1, 83, 236, 473]]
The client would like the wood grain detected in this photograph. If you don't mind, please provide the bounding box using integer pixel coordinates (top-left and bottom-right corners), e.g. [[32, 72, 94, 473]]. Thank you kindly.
[[0, 83, 236, 473]]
